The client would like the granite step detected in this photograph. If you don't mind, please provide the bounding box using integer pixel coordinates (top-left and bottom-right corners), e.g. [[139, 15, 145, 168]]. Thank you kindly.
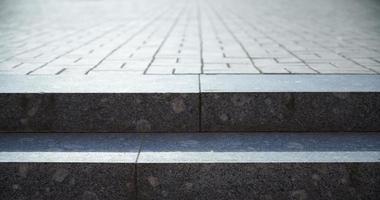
[[0, 74, 379, 133], [0, 132, 379, 200], [200, 75, 380, 132]]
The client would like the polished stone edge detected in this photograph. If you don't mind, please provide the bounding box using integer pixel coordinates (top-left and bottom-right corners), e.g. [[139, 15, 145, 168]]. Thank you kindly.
[[1, 74, 379, 93], [201, 75, 380, 92], [2, 132, 379, 164], [137, 151, 380, 163], [1, 152, 379, 164], [2, 152, 379, 164], [0, 152, 137, 163], [0, 74, 199, 93]]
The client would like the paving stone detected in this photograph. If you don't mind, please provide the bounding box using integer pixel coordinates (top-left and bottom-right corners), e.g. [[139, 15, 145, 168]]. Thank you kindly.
[[284, 65, 317, 74], [0, 0, 379, 75], [257, 66, 290, 73]]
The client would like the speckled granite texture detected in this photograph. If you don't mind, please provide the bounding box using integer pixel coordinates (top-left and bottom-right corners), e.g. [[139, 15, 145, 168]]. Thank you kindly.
[[201, 92, 380, 132], [1, 163, 379, 200], [0, 93, 199, 132], [137, 163, 380, 200], [0, 163, 135, 200], [0, 133, 379, 199], [1, 92, 379, 132]]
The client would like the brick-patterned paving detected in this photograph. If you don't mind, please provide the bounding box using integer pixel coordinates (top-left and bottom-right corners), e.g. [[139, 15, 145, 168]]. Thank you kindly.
[[0, 0, 380, 75]]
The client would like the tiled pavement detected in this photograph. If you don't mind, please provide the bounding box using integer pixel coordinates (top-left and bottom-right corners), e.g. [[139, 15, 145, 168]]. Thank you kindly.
[[0, 0, 380, 76]]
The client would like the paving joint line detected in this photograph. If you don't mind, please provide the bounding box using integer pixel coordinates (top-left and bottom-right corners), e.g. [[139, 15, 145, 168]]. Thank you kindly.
[[224, 7, 320, 74], [208, 2, 263, 74], [85, 6, 175, 75], [197, 0, 204, 74], [27, 24, 126, 75], [143, 5, 187, 74], [1, 23, 102, 63]]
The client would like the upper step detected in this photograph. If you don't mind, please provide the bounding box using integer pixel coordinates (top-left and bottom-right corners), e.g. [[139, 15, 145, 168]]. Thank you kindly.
[[0, 74, 379, 132]]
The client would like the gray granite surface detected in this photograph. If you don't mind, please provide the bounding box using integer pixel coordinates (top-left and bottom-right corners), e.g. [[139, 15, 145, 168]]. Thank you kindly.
[[0, 93, 199, 132], [0, 132, 379, 199], [201, 92, 380, 132], [136, 133, 380, 199], [2, 132, 380, 163], [0, 163, 135, 200], [1, 75, 379, 132], [0, 133, 140, 199], [137, 163, 380, 200]]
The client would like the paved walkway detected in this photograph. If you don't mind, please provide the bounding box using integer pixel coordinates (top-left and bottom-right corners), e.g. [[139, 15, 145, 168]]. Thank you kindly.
[[0, 0, 380, 76]]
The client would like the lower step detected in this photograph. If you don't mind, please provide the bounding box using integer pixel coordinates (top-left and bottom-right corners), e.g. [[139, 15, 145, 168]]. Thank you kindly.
[[0, 133, 379, 199], [0, 75, 379, 132], [1, 162, 378, 200]]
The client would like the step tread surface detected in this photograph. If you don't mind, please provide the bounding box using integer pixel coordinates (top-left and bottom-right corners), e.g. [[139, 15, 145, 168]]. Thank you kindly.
[[1, 133, 379, 163]]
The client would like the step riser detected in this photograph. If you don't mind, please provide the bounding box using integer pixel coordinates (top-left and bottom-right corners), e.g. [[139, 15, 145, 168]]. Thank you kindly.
[[0, 163, 135, 200], [1, 92, 379, 132], [1, 163, 379, 200], [138, 163, 380, 200], [0, 93, 199, 132], [202, 92, 380, 132]]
